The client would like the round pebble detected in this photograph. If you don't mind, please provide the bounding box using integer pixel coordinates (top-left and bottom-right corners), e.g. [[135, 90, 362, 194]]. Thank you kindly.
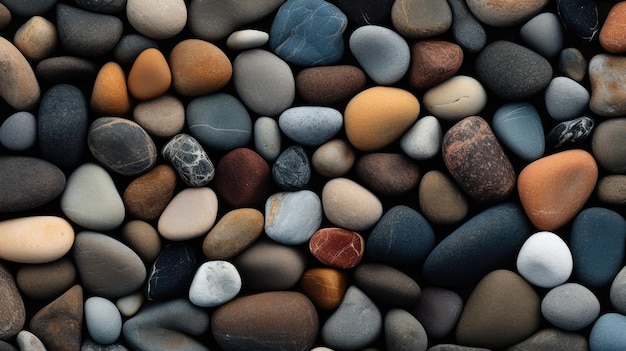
[[409, 40, 463, 90], [418, 170, 469, 225], [121, 220, 162, 264], [321, 177, 383, 231], [300, 268, 348, 310], [202, 208, 264, 260], [13, 16, 57, 62], [516, 231, 573, 288], [272, 145, 311, 190], [127, 48, 171, 100], [544, 76, 590, 121], [597, 175, 626, 206], [279, 106, 343, 147], [391, 0, 451, 38], [423, 76, 487, 121], [400, 116, 443, 161], [226, 29, 269, 51], [189, 261, 241, 308], [350, 25, 410, 85], [296, 65, 366, 104], [123, 164, 177, 222], [213, 148, 271, 207], [85, 296, 122, 344], [354, 263, 421, 307], [588, 54, 626, 117], [592, 118, 626, 173], [90, 61, 130, 116], [411, 287, 463, 339], [312, 139, 356, 178], [541, 283, 600, 331], [385, 309, 428, 351], [170, 39, 232, 96], [126, 0, 187, 39], [265, 190, 322, 245], [309, 228, 365, 269], [253, 117, 282, 162], [16, 258, 77, 300], [492, 102, 545, 162], [162, 133, 215, 187], [0, 36, 40, 111], [559, 47, 588, 82], [356, 153, 420, 196], [0, 112, 36, 151], [157, 187, 218, 241], [589, 313, 626, 351]]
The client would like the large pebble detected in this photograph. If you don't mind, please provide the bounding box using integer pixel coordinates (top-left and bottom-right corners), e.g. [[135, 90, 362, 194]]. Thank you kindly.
[[233, 49, 295, 116], [157, 187, 218, 241], [2, 0, 55, 16], [354, 263, 421, 308], [505, 328, 589, 351], [0, 112, 37, 151], [29, 285, 83, 351], [356, 153, 420, 196], [0, 263, 25, 341], [265, 190, 322, 245], [611, 266, 626, 314], [146, 243, 196, 301], [279, 106, 343, 147], [202, 208, 264, 260], [127, 48, 171, 100], [170, 39, 232, 96], [312, 139, 356, 177], [300, 268, 348, 310], [212, 291, 318, 351], [423, 76, 487, 121], [516, 231, 573, 288], [213, 148, 271, 207], [385, 309, 428, 351], [599, 2, 626, 53], [189, 261, 241, 308], [597, 175, 626, 206], [272, 145, 311, 190], [61, 163, 125, 231], [56, 4, 122, 57], [541, 283, 600, 331], [456, 270, 541, 349], [412, 287, 463, 339], [400, 116, 442, 161], [90, 61, 130, 116], [517, 149, 598, 230], [391, 0, 451, 38], [322, 177, 383, 231], [442, 116, 516, 203], [16, 258, 76, 300], [557, 0, 599, 42], [409, 40, 463, 90], [73, 232, 146, 298], [589, 313, 626, 351], [162, 133, 215, 187], [350, 25, 410, 85], [13, 15, 57, 62], [344, 86, 420, 151], [520, 12, 564, 58], [322, 285, 382, 350], [296, 65, 366, 104], [85, 297, 122, 344], [418, 170, 468, 225], [123, 164, 177, 221], [544, 76, 590, 121], [571, 207, 626, 288], [126, 0, 186, 39], [309, 228, 365, 269], [0, 216, 73, 264], [121, 220, 162, 263], [133, 95, 185, 138], [588, 54, 626, 116], [466, 0, 549, 27], [88, 117, 157, 176], [592, 118, 626, 173], [492, 102, 545, 162], [423, 202, 532, 288]]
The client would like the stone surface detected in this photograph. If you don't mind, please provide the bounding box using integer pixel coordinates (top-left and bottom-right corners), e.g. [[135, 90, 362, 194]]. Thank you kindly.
[[412, 287, 463, 340], [447, 0, 486, 53], [0, 263, 25, 341], [356, 153, 420, 196], [559, 47, 588, 82], [126, 0, 187, 39], [85, 296, 122, 344], [90, 61, 130, 116], [13, 15, 57, 62], [592, 118, 626, 173], [589, 313, 626, 351], [296, 65, 366, 104], [557, 0, 599, 41], [423, 76, 487, 121], [599, 1, 626, 53], [279, 106, 343, 147], [16, 330, 45, 351], [385, 309, 428, 351], [16, 258, 77, 300], [332, 0, 394, 25], [312, 139, 356, 178], [213, 148, 271, 207], [418, 170, 468, 225], [401, 116, 442, 161], [272, 145, 311, 190], [546, 116, 595, 150], [226, 29, 269, 50], [189, 261, 241, 308], [35, 55, 98, 86], [541, 283, 600, 331], [391, 0, 451, 38], [492, 102, 545, 161], [466, 0, 549, 27], [505, 328, 589, 351], [127, 48, 171, 100], [121, 220, 162, 263], [2, 0, 56, 16], [354, 263, 421, 308], [115, 292, 143, 319], [56, 4, 123, 57], [516, 231, 573, 288], [409, 40, 463, 90], [202, 208, 264, 260], [611, 266, 626, 314], [322, 177, 383, 231], [520, 12, 564, 58], [253, 117, 281, 162], [265, 190, 322, 245], [544, 76, 590, 121], [588, 54, 626, 117], [597, 175, 626, 206], [145, 243, 196, 301], [162, 133, 215, 187], [0, 216, 73, 264], [74, 0, 126, 13], [0, 112, 36, 151], [300, 268, 348, 310], [29, 285, 83, 351], [113, 34, 159, 68], [123, 164, 176, 221], [309, 227, 365, 269], [157, 187, 218, 241], [170, 39, 232, 96]]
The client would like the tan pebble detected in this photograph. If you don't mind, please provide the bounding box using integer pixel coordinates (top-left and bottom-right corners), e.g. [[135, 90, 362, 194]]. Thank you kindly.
[[599, 2, 626, 54], [344, 86, 420, 151], [133, 94, 185, 138], [0, 216, 74, 264], [466, 0, 549, 27], [158, 187, 219, 241], [0, 36, 40, 110], [321, 177, 383, 231], [16, 258, 77, 300], [13, 16, 57, 61], [121, 220, 162, 263], [202, 208, 264, 260], [0, 3, 11, 30], [123, 164, 177, 221], [128, 48, 171, 100], [518, 149, 598, 231], [423, 75, 487, 121], [170, 39, 232, 96], [116, 291, 144, 318], [312, 139, 355, 178], [91, 61, 131, 116], [597, 175, 626, 206], [419, 170, 469, 225]]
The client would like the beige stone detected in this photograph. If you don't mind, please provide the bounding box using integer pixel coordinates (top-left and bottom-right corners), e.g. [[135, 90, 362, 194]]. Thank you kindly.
[[158, 187, 219, 241], [14, 16, 57, 61], [321, 177, 383, 231], [0, 216, 74, 264]]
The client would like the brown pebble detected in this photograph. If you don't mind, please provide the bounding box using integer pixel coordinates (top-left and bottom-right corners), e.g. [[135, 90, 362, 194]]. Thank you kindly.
[[90, 61, 131, 116], [296, 65, 366, 104], [0, 263, 25, 340], [0, 3, 11, 30], [202, 208, 264, 260], [599, 2, 626, 54], [169, 39, 232, 96], [309, 227, 365, 269], [300, 268, 348, 310], [128, 48, 171, 100], [419, 170, 469, 225], [213, 148, 271, 208], [311, 139, 356, 178], [121, 220, 162, 263], [29, 285, 83, 351], [13, 16, 57, 62], [409, 40, 463, 90], [597, 175, 626, 206], [591, 118, 626, 173], [355, 153, 420, 196], [16, 258, 77, 300], [588, 54, 626, 117], [0, 36, 40, 111], [123, 164, 177, 221], [133, 94, 185, 138]]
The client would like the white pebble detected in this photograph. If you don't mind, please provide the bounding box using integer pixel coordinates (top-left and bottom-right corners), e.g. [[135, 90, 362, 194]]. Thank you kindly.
[[227, 29, 269, 50], [189, 261, 242, 308], [516, 231, 573, 288]]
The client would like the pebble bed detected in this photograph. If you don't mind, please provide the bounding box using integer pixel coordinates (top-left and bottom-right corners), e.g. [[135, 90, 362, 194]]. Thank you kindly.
[[0, 0, 626, 350]]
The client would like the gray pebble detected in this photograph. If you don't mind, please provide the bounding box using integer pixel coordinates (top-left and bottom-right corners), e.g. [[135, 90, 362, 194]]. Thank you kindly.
[[520, 12, 564, 58], [278, 106, 343, 147], [0, 112, 36, 151], [541, 283, 600, 331], [254, 117, 281, 162], [350, 25, 410, 85], [544, 76, 590, 121]]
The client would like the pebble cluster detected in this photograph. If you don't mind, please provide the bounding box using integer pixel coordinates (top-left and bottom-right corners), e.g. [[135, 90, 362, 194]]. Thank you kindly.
[[1, 0, 626, 350]]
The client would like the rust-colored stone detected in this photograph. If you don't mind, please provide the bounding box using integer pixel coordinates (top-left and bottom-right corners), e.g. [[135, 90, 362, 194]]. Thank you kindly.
[[170, 39, 232, 96], [128, 48, 171, 100], [213, 148, 271, 208], [409, 40, 463, 90], [309, 227, 364, 269], [123, 164, 177, 221], [300, 268, 348, 310]]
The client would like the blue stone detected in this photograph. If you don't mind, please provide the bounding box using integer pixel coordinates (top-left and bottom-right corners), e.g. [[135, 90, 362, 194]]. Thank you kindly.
[[590, 313, 626, 351], [447, 0, 486, 53], [571, 207, 626, 289], [492, 102, 545, 162], [278, 106, 343, 147], [546, 116, 594, 149], [187, 93, 252, 151], [366, 205, 435, 265], [422, 202, 532, 288], [270, 0, 347, 66], [146, 243, 196, 301], [272, 145, 311, 191], [557, 0, 599, 42]]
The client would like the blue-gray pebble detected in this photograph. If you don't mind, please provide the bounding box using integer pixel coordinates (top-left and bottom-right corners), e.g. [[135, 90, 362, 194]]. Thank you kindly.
[[544, 76, 590, 121], [589, 313, 626, 351], [146, 243, 196, 301], [2, 0, 56, 16], [492, 102, 545, 162], [113, 34, 159, 68], [384, 309, 428, 351], [270, 0, 347, 66], [520, 12, 564, 58], [571, 207, 626, 289], [187, 93, 252, 151], [447, 0, 486, 53], [272, 145, 311, 191], [264, 190, 322, 245], [0, 112, 37, 151], [366, 205, 435, 265], [56, 4, 123, 57], [541, 283, 600, 331], [278, 106, 343, 147], [422, 202, 532, 288]]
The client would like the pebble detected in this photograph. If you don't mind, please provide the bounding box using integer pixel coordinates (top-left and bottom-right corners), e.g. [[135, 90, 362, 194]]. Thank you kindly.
[[162, 133, 215, 187], [571, 207, 626, 288], [475, 40, 553, 100], [546, 115, 595, 149], [211, 291, 318, 351], [506, 328, 589, 351], [409, 40, 463, 90], [29, 285, 83, 351], [517, 149, 598, 231], [309, 227, 365, 269], [296, 65, 366, 104], [520, 12, 564, 58], [56, 4, 123, 57], [234, 239, 307, 291], [391, 0, 451, 39], [170, 39, 232, 96], [349, 25, 410, 85], [385, 309, 428, 351], [270, 0, 347, 66], [121, 220, 162, 263], [447, 0, 486, 53], [2, 0, 55, 16], [0, 4, 9, 30], [0, 112, 36, 151], [544, 76, 590, 121], [85, 296, 122, 344], [226, 29, 269, 50], [418, 170, 469, 225], [88, 117, 157, 176], [202, 208, 264, 260], [599, 2, 626, 53], [233, 49, 295, 116], [123, 164, 177, 221], [272, 145, 311, 190], [400, 116, 442, 161], [589, 313, 626, 351], [597, 175, 626, 206], [112, 34, 159, 68], [366, 205, 434, 264], [557, 0, 599, 42], [0, 216, 73, 265], [81, 338, 129, 351], [13, 16, 58, 62], [611, 266, 626, 314], [442, 116, 516, 203], [300, 268, 348, 310], [115, 292, 143, 318], [265, 190, 322, 245], [127, 48, 171, 100], [466, 0, 549, 27], [189, 261, 241, 308], [38, 84, 88, 169], [90, 61, 130, 116], [354, 263, 421, 307], [75, 0, 126, 14], [123, 299, 209, 351], [423, 76, 487, 121], [423, 202, 532, 288], [35, 55, 98, 86], [344, 86, 420, 151], [541, 283, 600, 331], [253, 117, 281, 162], [356, 153, 420, 196], [73, 232, 146, 298], [322, 177, 383, 231], [322, 285, 382, 350], [16, 330, 45, 351], [429, 346, 489, 351], [145, 243, 196, 301], [516, 231, 573, 288], [592, 118, 626, 173], [312, 139, 356, 177], [589, 54, 626, 117], [157, 187, 218, 241], [16, 258, 76, 300], [492, 102, 545, 161], [0, 263, 25, 340], [333, 0, 394, 25], [412, 287, 463, 340], [213, 148, 271, 207], [279, 106, 343, 147], [126, 0, 187, 39], [455, 270, 541, 349], [559, 47, 588, 82]]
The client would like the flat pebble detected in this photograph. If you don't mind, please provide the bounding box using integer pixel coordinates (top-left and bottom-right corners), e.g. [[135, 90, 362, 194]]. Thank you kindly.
[[418, 170, 469, 225], [309, 228, 365, 269], [296, 65, 366, 104], [128, 48, 171, 100], [400, 116, 442, 161], [272, 145, 311, 190], [544, 76, 590, 121], [123, 164, 177, 221], [170, 39, 232, 96], [157, 187, 218, 241], [409, 40, 463, 90], [546, 116, 595, 150], [61, 163, 125, 231], [213, 148, 271, 207], [121, 220, 162, 263], [0, 263, 25, 340], [589, 313, 626, 351], [520, 12, 564, 58], [29, 285, 83, 351], [466, 0, 549, 27], [300, 268, 348, 310], [322, 177, 383, 231], [16, 258, 76, 300], [146, 243, 196, 301], [391, 0, 451, 38], [16, 330, 45, 351], [0, 36, 40, 111], [597, 175, 626, 206], [516, 231, 573, 288], [126, 0, 187, 39], [447, 0, 486, 53], [599, 2, 626, 53], [162, 133, 215, 187], [385, 309, 428, 351], [356, 153, 420, 196], [350, 25, 410, 85], [85, 296, 122, 344], [226, 29, 269, 50], [56, 4, 122, 57], [13, 16, 57, 62], [505, 328, 589, 351], [423, 76, 487, 121], [541, 283, 600, 331], [492, 102, 545, 161], [312, 139, 356, 177], [0, 112, 36, 151], [412, 287, 463, 340], [354, 263, 421, 308], [279, 106, 343, 147], [90, 61, 130, 116], [592, 118, 626, 173], [589, 54, 626, 117], [557, 0, 599, 42], [559, 47, 588, 82], [265, 190, 322, 245], [253, 117, 281, 162], [189, 261, 241, 308], [202, 208, 264, 260]]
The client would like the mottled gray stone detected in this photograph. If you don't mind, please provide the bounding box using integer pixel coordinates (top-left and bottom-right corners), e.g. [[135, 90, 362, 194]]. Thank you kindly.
[[162, 133, 215, 187]]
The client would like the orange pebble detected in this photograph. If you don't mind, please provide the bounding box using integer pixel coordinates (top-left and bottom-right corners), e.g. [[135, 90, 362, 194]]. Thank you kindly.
[[169, 39, 232, 96], [91, 61, 130, 116], [127, 48, 171, 100], [599, 2, 626, 54], [300, 268, 348, 310]]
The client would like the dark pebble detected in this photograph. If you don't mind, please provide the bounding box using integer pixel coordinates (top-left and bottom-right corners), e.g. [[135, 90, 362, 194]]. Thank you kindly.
[[557, 0, 599, 42], [447, 0, 487, 53], [2, 0, 56, 16], [35, 56, 99, 86], [213, 148, 271, 208], [412, 287, 464, 340], [272, 145, 311, 191], [145, 243, 196, 301], [505, 328, 589, 351], [113, 34, 159, 68], [354, 263, 421, 307], [162, 133, 215, 187], [355, 153, 420, 196], [73, 0, 126, 14], [546, 116, 595, 149], [332, 0, 394, 25]]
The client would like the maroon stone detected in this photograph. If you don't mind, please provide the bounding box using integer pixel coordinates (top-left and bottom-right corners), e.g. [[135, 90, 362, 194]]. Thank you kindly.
[[213, 148, 271, 208], [296, 65, 366, 105], [309, 227, 365, 269], [409, 40, 463, 90]]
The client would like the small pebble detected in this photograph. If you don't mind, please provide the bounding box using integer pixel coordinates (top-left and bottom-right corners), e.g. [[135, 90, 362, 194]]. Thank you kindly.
[[309, 228, 365, 269], [162, 133, 215, 187], [279, 106, 343, 147], [519, 12, 564, 58], [189, 261, 241, 308], [0, 112, 36, 151], [354, 263, 421, 307], [115, 292, 144, 318], [423, 76, 487, 121], [591, 118, 626, 173], [557, 0, 599, 42], [16, 258, 76, 300], [202, 208, 264, 260], [121, 220, 162, 263], [56, 4, 123, 57], [226, 29, 269, 50], [300, 268, 348, 310], [13, 15, 58, 62], [90, 61, 131, 116], [385, 309, 428, 351], [400, 116, 442, 161], [588, 54, 626, 117], [516, 231, 573, 288], [213, 148, 271, 207], [391, 0, 452, 38], [356, 153, 420, 196], [123, 164, 177, 222], [492, 102, 545, 162], [253, 117, 282, 162], [544, 76, 590, 121], [322, 177, 383, 231], [418, 170, 469, 225], [312, 139, 356, 178], [559, 47, 588, 82], [272, 145, 311, 191], [296, 65, 366, 104], [0, 36, 40, 111], [546, 116, 595, 150], [412, 287, 463, 340], [146, 243, 196, 301], [127, 48, 171, 100], [126, 0, 187, 39], [597, 175, 626, 206], [447, 0, 486, 53], [170, 39, 232, 96], [16, 330, 45, 351], [408, 40, 463, 90]]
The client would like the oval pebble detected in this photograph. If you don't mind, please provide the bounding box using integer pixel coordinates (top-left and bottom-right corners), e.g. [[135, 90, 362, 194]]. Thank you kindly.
[[418, 170, 469, 225], [423, 76, 487, 121], [599, 1, 626, 53], [385, 309, 428, 351], [123, 164, 177, 222], [309, 228, 365, 269], [506, 328, 589, 351], [448, 0, 487, 53], [126, 0, 187, 39], [170, 39, 232, 96], [392, 0, 451, 39], [36, 55, 98, 86], [157, 187, 218, 241], [516, 231, 573, 288], [589, 313, 626, 351], [557, 0, 599, 42], [265, 190, 322, 245], [544, 76, 590, 121], [466, 0, 549, 27], [296, 65, 366, 104], [115, 292, 143, 318], [16, 258, 77, 300], [546, 115, 595, 150], [127, 48, 171, 100], [541, 283, 600, 331], [592, 118, 626, 173], [16, 330, 45, 351], [400, 115, 443, 161], [146, 243, 196, 301], [189, 261, 241, 308], [202, 208, 263, 260], [121, 220, 162, 263], [597, 175, 626, 206], [321, 177, 383, 231], [253, 117, 282, 162], [90, 61, 130, 116], [0, 112, 36, 151], [226, 29, 269, 51], [356, 153, 420, 196], [354, 263, 421, 308], [411, 287, 463, 339], [213, 148, 271, 207], [0, 263, 25, 340], [312, 139, 356, 178], [133, 95, 185, 138], [85, 296, 122, 344], [520, 12, 564, 58], [279, 106, 343, 147], [300, 268, 348, 310], [409, 40, 463, 90], [492, 102, 545, 162], [162, 133, 215, 187], [2, 0, 55, 16], [559, 47, 587, 82], [13, 15, 57, 62], [588, 54, 626, 117], [56, 4, 123, 57]]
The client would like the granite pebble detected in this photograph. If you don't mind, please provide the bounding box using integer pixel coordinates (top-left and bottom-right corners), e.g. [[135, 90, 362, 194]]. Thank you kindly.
[[162, 133, 215, 187], [546, 115, 595, 150], [272, 145, 311, 190]]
